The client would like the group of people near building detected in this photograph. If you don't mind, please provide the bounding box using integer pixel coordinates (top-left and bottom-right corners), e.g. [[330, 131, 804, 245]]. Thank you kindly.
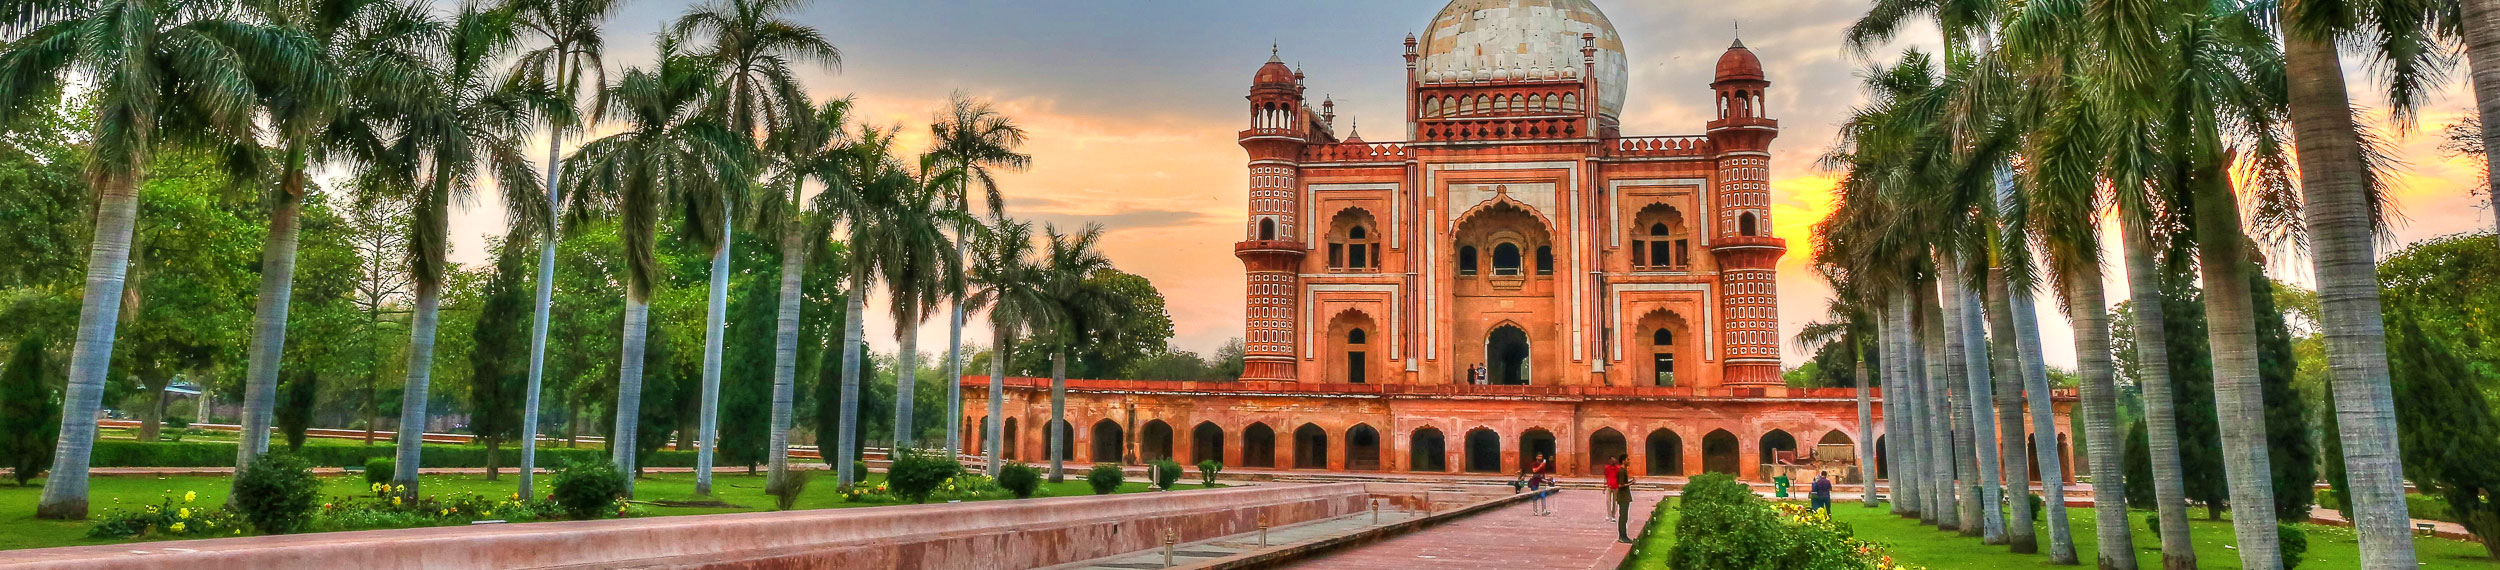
[[1516, 458, 1840, 545]]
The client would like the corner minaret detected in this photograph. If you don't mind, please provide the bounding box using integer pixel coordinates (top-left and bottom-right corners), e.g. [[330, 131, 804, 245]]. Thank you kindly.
[[1238, 48, 1310, 382], [1705, 37, 1785, 386]]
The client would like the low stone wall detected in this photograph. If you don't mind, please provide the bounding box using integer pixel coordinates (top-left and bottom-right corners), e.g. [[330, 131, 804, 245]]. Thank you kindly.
[[1, 483, 1379, 570]]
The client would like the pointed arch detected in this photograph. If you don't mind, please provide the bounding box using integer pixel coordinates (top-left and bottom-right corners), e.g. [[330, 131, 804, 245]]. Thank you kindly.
[[1345, 423, 1382, 471], [1587, 427, 1627, 474], [1645, 428, 1684, 476], [1242, 422, 1277, 468], [1409, 427, 1447, 472], [1192, 421, 1225, 465]]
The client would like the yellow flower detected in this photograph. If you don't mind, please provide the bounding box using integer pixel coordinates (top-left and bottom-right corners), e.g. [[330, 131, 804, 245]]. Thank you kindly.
[[439, 509, 449, 516], [391, 496, 403, 506], [178, 508, 190, 519], [183, 491, 197, 503], [145, 505, 159, 514], [169, 522, 187, 533]]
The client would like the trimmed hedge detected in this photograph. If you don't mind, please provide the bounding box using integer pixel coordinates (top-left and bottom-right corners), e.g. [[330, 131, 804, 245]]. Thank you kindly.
[[88, 440, 703, 469]]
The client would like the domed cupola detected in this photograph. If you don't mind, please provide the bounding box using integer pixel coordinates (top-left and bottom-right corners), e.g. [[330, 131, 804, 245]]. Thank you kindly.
[[1253, 46, 1297, 89], [1417, 0, 1628, 120], [1713, 38, 1764, 83]]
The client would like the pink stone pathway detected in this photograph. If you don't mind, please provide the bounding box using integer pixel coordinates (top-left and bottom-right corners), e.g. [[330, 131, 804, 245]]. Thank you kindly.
[[1283, 489, 1660, 569]]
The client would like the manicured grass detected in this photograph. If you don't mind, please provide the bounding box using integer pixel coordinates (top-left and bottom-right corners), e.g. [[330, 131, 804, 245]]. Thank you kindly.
[[0, 469, 1199, 551], [1829, 502, 2492, 569], [1617, 498, 2492, 569]]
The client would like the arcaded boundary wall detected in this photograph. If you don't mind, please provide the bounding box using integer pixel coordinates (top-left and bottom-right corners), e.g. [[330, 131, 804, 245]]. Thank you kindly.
[[3, 483, 1410, 570]]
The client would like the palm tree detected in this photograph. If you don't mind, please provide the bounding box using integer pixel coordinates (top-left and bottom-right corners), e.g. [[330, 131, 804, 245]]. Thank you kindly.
[[2277, 1, 2442, 565], [969, 216, 1050, 475], [870, 165, 969, 450], [564, 39, 741, 496], [1036, 224, 1113, 482], [815, 124, 907, 488], [387, 3, 552, 500], [231, 0, 415, 486], [924, 94, 1030, 457], [1, 0, 322, 520], [1790, 276, 1879, 508], [667, 0, 836, 494], [506, 0, 620, 500], [2010, 263, 2079, 563], [757, 97, 848, 494]]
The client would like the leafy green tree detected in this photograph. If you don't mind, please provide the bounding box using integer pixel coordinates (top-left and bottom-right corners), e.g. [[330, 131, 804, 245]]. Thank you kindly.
[[2254, 273, 2316, 522], [468, 235, 535, 481], [2385, 306, 2500, 557], [1009, 268, 1173, 379], [1, 338, 61, 485]]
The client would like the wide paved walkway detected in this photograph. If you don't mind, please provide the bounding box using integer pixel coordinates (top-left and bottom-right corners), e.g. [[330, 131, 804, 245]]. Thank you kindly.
[[1283, 489, 1660, 569]]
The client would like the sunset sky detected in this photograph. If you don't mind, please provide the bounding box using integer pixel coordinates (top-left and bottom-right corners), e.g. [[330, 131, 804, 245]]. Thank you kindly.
[[441, 0, 2499, 371]]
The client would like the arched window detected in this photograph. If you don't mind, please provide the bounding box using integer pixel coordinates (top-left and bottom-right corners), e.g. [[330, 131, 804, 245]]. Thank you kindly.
[[1345, 327, 1368, 383], [1739, 212, 1760, 237], [1534, 245, 1553, 275], [1634, 206, 1690, 270], [1458, 245, 1479, 276], [1259, 218, 1277, 241], [1491, 243, 1522, 276], [1654, 329, 1673, 346], [1347, 328, 1367, 344]]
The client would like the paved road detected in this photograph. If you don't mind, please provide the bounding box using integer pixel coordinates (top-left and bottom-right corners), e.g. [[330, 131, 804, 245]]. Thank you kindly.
[[1283, 489, 1660, 570]]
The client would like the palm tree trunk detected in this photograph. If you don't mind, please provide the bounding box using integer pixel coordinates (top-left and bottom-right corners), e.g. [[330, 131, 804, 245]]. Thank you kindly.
[[2469, 0, 2500, 243], [694, 215, 732, 495], [2188, 162, 2282, 567], [1888, 294, 1923, 519], [895, 313, 921, 448], [2119, 204, 2198, 569], [2013, 277, 2079, 564], [1048, 351, 1068, 483], [945, 301, 966, 458], [766, 227, 805, 495], [1918, 281, 1958, 529], [986, 324, 1011, 476], [2065, 264, 2139, 570], [34, 174, 141, 520], [835, 272, 868, 488], [613, 289, 652, 497], [1880, 305, 1909, 515], [2282, 12, 2421, 569], [1856, 334, 1878, 507], [1943, 252, 2002, 541], [520, 124, 567, 499], [1986, 267, 2037, 553], [236, 158, 307, 486], [393, 282, 443, 499]]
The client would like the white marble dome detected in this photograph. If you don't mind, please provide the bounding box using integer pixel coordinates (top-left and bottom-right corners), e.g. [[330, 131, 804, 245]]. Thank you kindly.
[[1417, 0, 1629, 119]]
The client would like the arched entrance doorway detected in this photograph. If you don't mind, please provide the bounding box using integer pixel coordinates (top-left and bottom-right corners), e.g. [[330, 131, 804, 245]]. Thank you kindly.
[[1645, 428, 1684, 476], [1346, 424, 1382, 471], [1410, 428, 1447, 472], [1327, 309, 1380, 385], [1464, 428, 1502, 473], [1047, 419, 1073, 461], [1486, 325, 1530, 385], [1140, 420, 1174, 462], [1759, 429, 1797, 467], [1191, 422, 1225, 465], [1519, 428, 1557, 473], [1292, 424, 1328, 469], [1702, 429, 1739, 475], [1091, 420, 1125, 464], [1242, 423, 1276, 468], [1003, 417, 1021, 460], [1587, 428, 1627, 473]]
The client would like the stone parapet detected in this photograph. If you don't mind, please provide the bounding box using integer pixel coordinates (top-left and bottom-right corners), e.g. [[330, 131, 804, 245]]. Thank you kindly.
[[1, 484, 1385, 570], [956, 376, 2079, 403]]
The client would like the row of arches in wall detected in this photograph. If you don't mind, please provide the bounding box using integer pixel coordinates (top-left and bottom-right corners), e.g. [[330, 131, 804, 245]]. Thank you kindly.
[[975, 417, 2085, 481], [1421, 92, 1581, 119]]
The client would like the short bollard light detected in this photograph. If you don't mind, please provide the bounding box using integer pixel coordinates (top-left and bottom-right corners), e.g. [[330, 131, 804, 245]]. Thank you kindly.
[[1371, 501, 1380, 525], [1162, 529, 1177, 567], [1257, 514, 1270, 546]]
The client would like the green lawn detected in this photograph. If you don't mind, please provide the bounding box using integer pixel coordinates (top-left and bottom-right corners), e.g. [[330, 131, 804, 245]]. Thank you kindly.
[[0, 469, 1191, 551], [1620, 498, 2493, 569]]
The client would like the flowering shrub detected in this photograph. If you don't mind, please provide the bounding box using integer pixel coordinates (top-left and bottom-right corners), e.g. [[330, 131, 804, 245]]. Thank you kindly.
[[842, 475, 1010, 504], [87, 492, 245, 539], [308, 491, 567, 532], [1668, 473, 1921, 570]]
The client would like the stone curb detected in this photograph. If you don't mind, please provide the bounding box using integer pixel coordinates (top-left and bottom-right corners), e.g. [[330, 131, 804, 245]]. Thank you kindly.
[[1164, 488, 1549, 569]]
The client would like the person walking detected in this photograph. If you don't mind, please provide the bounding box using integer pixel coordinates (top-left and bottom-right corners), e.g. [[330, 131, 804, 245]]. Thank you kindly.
[[1602, 454, 1623, 523], [1611, 454, 1636, 543], [1525, 467, 1549, 516], [1811, 471, 1833, 514]]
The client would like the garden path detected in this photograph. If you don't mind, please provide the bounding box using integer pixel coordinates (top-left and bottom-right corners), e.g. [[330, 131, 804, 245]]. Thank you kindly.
[[1281, 489, 1661, 569]]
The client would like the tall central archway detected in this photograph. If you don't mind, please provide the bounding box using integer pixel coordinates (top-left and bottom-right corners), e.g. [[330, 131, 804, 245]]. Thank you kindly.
[[1486, 325, 1530, 385]]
